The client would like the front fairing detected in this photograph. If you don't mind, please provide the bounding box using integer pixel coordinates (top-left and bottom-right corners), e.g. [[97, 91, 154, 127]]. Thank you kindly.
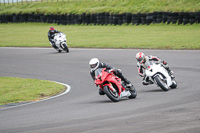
[[94, 68, 123, 95], [144, 61, 154, 76], [54, 33, 67, 50], [145, 61, 167, 77], [94, 68, 106, 85], [144, 60, 153, 69], [60, 33, 67, 42], [145, 61, 172, 86], [94, 68, 120, 85], [54, 33, 66, 43]]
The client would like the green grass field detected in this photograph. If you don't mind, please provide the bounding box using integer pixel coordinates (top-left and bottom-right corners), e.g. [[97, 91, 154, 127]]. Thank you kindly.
[[0, 0, 200, 15], [0, 77, 66, 106], [0, 23, 200, 49]]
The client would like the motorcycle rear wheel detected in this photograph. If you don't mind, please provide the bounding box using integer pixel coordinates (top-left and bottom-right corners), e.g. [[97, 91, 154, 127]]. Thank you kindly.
[[170, 79, 177, 89], [103, 85, 120, 102], [154, 75, 169, 91], [128, 85, 137, 99]]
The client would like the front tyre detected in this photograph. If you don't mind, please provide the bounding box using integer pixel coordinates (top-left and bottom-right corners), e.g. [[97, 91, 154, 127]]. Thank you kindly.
[[61, 43, 69, 53], [64, 46, 69, 53], [154, 75, 169, 91], [103, 85, 120, 102]]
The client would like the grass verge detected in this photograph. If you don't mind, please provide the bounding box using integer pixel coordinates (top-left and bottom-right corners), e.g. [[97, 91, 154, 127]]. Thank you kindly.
[[0, 77, 66, 105], [0, 0, 200, 15], [0, 23, 200, 49]]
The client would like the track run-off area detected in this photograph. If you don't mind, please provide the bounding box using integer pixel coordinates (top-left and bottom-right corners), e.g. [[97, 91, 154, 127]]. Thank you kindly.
[[0, 47, 200, 133]]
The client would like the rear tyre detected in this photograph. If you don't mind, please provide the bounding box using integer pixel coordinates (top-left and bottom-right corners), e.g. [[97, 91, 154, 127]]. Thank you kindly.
[[170, 79, 177, 89], [128, 85, 137, 99], [154, 75, 169, 91], [103, 85, 120, 102]]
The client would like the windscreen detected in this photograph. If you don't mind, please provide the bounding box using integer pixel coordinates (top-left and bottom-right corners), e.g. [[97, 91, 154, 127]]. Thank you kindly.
[[94, 68, 103, 78], [144, 60, 153, 69]]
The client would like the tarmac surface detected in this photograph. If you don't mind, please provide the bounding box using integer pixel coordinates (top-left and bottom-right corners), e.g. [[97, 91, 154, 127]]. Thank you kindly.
[[0, 48, 200, 133]]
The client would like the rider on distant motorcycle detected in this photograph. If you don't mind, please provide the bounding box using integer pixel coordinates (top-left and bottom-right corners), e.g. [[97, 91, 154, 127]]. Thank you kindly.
[[136, 52, 174, 85], [48, 26, 61, 51], [89, 58, 132, 95]]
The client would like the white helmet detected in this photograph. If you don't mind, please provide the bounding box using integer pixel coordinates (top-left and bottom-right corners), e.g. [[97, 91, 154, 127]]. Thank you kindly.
[[89, 58, 100, 71]]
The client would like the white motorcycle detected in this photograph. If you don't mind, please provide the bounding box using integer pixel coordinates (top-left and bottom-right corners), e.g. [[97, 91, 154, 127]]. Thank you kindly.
[[144, 60, 177, 91], [53, 33, 69, 53]]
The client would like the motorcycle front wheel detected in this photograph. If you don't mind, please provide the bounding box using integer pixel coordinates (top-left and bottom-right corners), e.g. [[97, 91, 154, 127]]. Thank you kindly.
[[103, 85, 120, 102], [64, 46, 69, 53], [154, 75, 169, 91], [61, 43, 69, 53]]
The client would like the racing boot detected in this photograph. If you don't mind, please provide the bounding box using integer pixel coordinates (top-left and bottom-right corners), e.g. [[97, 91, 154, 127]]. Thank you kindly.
[[142, 80, 149, 85], [162, 61, 173, 75], [166, 68, 174, 76], [165, 67, 175, 79], [99, 88, 105, 95], [114, 70, 132, 88], [52, 43, 59, 51], [124, 78, 132, 88], [142, 76, 153, 85], [169, 70, 174, 76], [169, 70, 175, 79]]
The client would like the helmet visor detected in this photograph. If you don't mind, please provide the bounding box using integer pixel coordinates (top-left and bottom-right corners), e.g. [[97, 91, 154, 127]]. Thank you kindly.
[[90, 62, 98, 69], [137, 58, 143, 62], [50, 30, 55, 34], [138, 57, 145, 64]]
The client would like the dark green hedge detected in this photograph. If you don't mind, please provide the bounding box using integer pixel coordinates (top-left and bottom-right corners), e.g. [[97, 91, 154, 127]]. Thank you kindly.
[[1, 12, 200, 25]]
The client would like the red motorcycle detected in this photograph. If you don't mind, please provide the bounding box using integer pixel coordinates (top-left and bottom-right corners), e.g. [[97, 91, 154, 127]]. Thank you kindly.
[[94, 68, 137, 102]]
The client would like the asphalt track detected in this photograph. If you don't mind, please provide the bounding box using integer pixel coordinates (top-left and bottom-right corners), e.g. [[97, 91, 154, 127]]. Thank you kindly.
[[0, 48, 200, 133]]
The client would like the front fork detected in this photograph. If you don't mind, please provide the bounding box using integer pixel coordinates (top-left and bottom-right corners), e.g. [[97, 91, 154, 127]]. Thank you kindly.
[[103, 82, 117, 93], [103, 82, 127, 97]]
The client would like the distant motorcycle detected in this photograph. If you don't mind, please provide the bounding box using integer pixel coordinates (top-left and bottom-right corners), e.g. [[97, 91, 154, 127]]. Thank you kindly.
[[94, 68, 137, 102], [53, 33, 69, 53], [144, 60, 177, 91]]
